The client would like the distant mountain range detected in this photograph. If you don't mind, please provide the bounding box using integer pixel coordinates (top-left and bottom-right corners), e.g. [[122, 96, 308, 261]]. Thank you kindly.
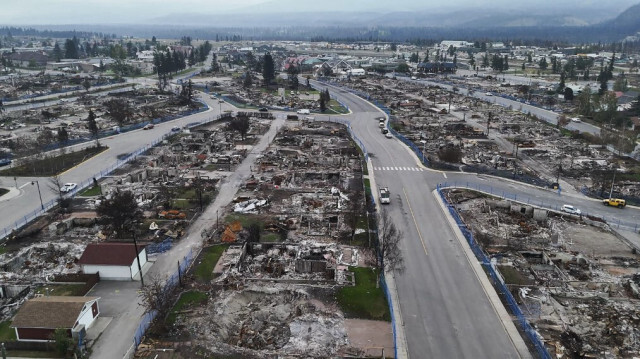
[[12, 2, 640, 43], [150, 1, 637, 28]]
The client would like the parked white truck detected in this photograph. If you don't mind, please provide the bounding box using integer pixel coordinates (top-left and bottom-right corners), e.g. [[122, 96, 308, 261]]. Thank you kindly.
[[379, 187, 390, 204]]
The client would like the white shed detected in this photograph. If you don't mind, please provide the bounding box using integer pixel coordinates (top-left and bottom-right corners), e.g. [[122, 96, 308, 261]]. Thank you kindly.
[[79, 243, 147, 281]]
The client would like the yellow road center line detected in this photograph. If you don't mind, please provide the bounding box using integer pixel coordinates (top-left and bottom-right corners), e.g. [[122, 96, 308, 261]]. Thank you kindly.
[[403, 187, 428, 256]]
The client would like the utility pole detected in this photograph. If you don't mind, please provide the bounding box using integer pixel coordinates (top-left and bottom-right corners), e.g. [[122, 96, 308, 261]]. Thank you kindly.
[[487, 112, 493, 136], [609, 169, 617, 199], [132, 225, 144, 287], [556, 164, 562, 184]]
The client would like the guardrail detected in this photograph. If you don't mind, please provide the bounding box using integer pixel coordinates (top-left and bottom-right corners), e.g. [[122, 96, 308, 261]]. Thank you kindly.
[[441, 181, 639, 232], [436, 183, 552, 359]]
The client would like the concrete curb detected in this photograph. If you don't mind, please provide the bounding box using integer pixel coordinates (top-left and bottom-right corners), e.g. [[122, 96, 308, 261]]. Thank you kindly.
[[0, 186, 21, 202], [367, 157, 409, 359], [432, 189, 533, 359]]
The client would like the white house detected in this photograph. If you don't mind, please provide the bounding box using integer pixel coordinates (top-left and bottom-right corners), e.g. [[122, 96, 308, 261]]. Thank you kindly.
[[79, 243, 147, 281], [11, 296, 100, 341]]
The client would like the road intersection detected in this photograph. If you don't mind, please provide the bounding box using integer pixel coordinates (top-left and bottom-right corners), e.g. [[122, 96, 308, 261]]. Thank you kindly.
[[1, 74, 638, 358]]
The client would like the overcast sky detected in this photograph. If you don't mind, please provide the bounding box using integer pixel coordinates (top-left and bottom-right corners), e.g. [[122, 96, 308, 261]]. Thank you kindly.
[[1, 0, 265, 24], [1, 0, 637, 25]]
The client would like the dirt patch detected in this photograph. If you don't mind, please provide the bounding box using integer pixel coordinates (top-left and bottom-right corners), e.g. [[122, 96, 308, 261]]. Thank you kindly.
[[344, 319, 394, 358], [564, 225, 636, 258]]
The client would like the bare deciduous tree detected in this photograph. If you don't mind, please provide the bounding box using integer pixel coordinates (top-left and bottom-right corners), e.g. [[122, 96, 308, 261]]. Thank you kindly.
[[377, 208, 404, 275], [138, 275, 172, 327], [48, 174, 64, 203]]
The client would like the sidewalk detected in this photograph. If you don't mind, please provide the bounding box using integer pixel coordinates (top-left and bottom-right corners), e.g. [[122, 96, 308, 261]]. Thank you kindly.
[[366, 158, 409, 359]]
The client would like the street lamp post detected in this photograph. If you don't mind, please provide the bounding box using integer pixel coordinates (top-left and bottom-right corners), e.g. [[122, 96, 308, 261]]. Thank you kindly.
[[31, 181, 44, 210], [609, 169, 617, 199]]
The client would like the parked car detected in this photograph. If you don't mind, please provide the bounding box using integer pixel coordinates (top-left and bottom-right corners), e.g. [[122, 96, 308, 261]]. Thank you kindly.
[[297, 109, 310, 115], [485, 92, 493, 96], [561, 204, 581, 215], [385, 132, 393, 139], [143, 124, 154, 130], [258, 107, 269, 112], [0, 158, 11, 167], [60, 183, 77, 193], [171, 126, 181, 132]]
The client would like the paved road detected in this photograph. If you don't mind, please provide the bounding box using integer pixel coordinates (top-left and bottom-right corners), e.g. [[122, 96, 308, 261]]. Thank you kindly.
[[315, 80, 528, 358], [2, 72, 638, 357], [0, 94, 230, 235], [90, 115, 286, 359], [395, 74, 601, 135]]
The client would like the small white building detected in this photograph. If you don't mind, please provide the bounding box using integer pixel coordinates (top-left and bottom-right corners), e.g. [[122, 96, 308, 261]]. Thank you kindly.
[[79, 243, 147, 281], [11, 296, 100, 342]]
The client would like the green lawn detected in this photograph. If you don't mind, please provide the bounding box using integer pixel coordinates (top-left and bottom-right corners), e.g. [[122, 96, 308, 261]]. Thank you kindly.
[[167, 290, 208, 325], [78, 185, 102, 197], [0, 320, 17, 340], [223, 213, 263, 229], [0, 146, 107, 177], [7, 351, 63, 358], [35, 284, 87, 296], [326, 99, 350, 114], [0, 188, 9, 197], [261, 233, 281, 242], [193, 244, 229, 283], [337, 267, 390, 321]]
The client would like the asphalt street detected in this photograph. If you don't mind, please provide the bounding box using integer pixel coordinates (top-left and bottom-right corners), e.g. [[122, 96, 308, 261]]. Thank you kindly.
[[1, 70, 638, 358], [316, 79, 529, 358]]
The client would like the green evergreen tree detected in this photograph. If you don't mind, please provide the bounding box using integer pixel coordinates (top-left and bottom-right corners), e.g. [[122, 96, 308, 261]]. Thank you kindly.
[[262, 52, 275, 86]]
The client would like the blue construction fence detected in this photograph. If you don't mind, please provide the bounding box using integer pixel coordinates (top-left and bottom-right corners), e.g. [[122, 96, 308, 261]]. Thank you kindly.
[[437, 183, 553, 359], [0, 100, 214, 241], [133, 248, 194, 348], [442, 181, 639, 232]]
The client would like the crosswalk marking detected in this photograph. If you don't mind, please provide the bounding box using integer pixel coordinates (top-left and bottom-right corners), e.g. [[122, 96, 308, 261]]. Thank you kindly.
[[373, 166, 424, 172]]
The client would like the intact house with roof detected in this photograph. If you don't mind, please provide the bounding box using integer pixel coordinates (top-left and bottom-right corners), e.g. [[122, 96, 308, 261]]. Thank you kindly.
[[78, 242, 148, 281], [11, 296, 100, 341]]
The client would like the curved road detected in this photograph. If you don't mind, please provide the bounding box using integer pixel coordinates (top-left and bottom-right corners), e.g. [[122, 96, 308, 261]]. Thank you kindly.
[[318, 80, 529, 358], [2, 74, 638, 357]]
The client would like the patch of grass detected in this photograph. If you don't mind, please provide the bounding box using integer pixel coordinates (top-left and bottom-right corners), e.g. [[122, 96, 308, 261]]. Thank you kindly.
[[261, 233, 281, 242], [79, 185, 102, 197], [325, 99, 349, 114], [0, 320, 17, 340], [35, 284, 86, 296], [0, 188, 9, 197], [167, 291, 208, 326], [171, 199, 192, 210], [193, 244, 229, 283], [498, 266, 534, 286], [7, 351, 63, 358], [223, 213, 263, 229], [0, 146, 107, 177], [337, 267, 390, 321]]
